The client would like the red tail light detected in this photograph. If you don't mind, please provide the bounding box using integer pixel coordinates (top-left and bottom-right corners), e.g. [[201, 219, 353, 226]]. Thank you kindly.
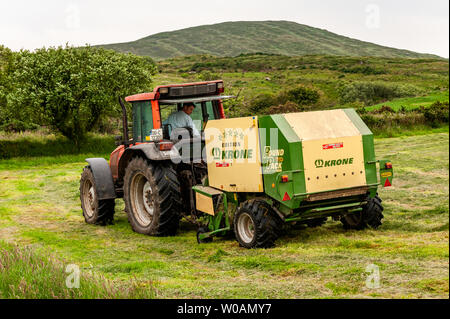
[[281, 175, 289, 183], [159, 142, 173, 151], [385, 162, 392, 169], [218, 100, 226, 119], [217, 82, 224, 94]]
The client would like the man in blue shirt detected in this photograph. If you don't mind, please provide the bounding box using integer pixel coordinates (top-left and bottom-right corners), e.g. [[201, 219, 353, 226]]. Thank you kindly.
[[164, 102, 200, 137]]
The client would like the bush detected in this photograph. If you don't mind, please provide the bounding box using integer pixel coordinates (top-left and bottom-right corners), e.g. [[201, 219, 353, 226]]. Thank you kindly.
[[249, 93, 278, 112], [360, 112, 426, 132], [338, 81, 422, 105], [372, 105, 396, 114], [280, 86, 320, 106], [0, 119, 39, 133], [197, 70, 219, 81], [420, 101, 449, 127], [7, 45, 156, 147], [267, 101, 300, 114], [341, 66, 385, 75]]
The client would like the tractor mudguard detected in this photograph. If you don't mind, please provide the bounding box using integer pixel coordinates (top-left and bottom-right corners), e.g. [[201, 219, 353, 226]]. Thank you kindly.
[[129, 143, 181, 161], [85, 158, 116, 200], [117, 143, 181, 181]]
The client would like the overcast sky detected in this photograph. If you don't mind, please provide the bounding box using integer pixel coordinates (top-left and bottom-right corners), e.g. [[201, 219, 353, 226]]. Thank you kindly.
[[0, 0, 448, 58]]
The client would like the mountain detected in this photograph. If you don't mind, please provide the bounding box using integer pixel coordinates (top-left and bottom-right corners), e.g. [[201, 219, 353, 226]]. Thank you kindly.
[[98, 20, 441, 60]]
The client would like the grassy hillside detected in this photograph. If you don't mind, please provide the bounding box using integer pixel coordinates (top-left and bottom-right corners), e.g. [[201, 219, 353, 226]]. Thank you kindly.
[[99, 21, 441, 60], [0, 133, 448, 298], [154, 54, 449, 117]]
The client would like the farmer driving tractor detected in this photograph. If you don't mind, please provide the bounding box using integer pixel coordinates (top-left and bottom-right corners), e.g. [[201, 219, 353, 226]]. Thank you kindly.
[[164, 102, 200, 137]]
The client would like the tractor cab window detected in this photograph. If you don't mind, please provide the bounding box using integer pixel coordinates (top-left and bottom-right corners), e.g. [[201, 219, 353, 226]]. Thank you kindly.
[[190, 104, 202, 133], [160, 104, 178, 123], [191, 101, 218, 131], [160, 100, 220, 139]]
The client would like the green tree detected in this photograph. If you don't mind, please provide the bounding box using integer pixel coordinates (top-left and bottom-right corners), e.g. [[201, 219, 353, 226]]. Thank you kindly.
[[8, 45, 156, 146], [0, 46, 16, 125]]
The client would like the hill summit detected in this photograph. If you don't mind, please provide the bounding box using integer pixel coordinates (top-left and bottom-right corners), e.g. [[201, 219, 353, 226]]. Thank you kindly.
[[99, 20, 440, 60]]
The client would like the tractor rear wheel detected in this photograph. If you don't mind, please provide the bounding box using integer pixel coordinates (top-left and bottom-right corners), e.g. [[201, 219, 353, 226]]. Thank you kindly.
[[123, 157, 181, 236], [234, 199, 283, 249], [341, 195, 384, 230], [80, 166, 115, 225]]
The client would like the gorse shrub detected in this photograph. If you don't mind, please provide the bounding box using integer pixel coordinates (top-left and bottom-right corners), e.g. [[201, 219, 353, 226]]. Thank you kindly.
[[420, 101, 449, 127], [249, 86, 320, 113], [338, 81, 422, 105], [341, 65, 386, 75], [267, 101, 302, 114], [280, 86, 320, 106], [249, 93, 278, 112], [197, 70, 219, 81]]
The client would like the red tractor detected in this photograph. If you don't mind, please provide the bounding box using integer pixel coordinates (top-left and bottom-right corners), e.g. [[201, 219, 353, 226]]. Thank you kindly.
[[80, 80, 230, 236]]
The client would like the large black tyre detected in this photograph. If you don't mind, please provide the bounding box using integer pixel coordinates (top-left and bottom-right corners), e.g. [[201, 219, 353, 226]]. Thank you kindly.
[[341, 195, 384, 230], [123, 157, 181, 236], [234, 199, 283, 249], [80, 166, 115, 225]]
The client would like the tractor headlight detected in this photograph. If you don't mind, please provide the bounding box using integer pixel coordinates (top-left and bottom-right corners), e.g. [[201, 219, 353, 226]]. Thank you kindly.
[[159, 87, 169, 94]]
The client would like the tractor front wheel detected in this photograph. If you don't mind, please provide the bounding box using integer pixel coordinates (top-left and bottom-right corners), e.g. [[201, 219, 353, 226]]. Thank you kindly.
[[234, 199, 283, 249], [123, 157, 181, 236], [80, 166, 115, 225], [341, 195, 384, 230]]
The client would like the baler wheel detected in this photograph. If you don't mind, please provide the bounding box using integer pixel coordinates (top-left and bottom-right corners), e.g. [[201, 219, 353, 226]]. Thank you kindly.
[[80, 166, 115, 225], [234, 199, 283, 249], [123, 157, 181, 236], [196, 227, 213, 244], [341, 195, 384, 230]]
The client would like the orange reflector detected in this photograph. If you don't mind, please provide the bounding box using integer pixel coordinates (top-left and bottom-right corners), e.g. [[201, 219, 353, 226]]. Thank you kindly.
[[159, 142, 173, 151], [281, 175, 289, 183], [384, 178, 392, 187], [282, 192, 291, 201]]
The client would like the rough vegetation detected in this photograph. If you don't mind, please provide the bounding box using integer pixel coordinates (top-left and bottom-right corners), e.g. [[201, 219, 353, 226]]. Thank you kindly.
[[0, 242, 156, 298]]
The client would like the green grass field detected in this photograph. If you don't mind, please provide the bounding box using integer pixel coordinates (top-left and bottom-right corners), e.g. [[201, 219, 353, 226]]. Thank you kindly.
[[367, 91, 449, 111], [0, 132, 448, 299]]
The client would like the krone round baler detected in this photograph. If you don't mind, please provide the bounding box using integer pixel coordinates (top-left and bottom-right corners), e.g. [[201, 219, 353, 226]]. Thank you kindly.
[[194, 109, 393, 248]]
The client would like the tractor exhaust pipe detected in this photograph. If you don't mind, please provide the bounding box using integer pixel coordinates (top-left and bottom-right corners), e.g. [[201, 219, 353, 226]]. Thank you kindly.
[[118, 97, 130, 147]]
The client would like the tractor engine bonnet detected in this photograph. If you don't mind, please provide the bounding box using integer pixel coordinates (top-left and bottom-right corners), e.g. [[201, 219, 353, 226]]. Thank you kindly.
[[205, 109, 377, 207]]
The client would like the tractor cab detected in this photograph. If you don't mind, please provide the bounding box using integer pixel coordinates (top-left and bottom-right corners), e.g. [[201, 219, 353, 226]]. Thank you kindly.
[[109, 80, 232, 185], [124, 80, 231, 144]]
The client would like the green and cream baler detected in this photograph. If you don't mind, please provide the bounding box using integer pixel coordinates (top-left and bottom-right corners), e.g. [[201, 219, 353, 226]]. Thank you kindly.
[[194, 109, 393, 248]]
